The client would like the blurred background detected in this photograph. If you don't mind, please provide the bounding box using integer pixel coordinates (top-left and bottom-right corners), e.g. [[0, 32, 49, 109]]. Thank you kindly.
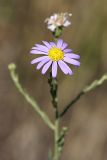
[[0, 0, 107, 160]]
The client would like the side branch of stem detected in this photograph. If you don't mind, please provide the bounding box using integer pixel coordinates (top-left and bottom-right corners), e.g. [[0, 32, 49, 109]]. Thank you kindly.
[[8, 63, 55, 130], [60, 73, 107, 117]]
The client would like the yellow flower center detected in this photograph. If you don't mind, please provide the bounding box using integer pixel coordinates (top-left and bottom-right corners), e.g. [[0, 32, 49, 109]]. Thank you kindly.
[[48, 47, 64, 61]]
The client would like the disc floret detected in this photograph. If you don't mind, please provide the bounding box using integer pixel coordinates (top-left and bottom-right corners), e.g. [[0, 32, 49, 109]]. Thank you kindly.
[[48, 47, 64, 61]]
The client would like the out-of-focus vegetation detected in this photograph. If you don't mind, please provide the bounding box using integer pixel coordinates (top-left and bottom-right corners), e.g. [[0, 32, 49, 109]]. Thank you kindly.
[[0, 0, 107, 160]]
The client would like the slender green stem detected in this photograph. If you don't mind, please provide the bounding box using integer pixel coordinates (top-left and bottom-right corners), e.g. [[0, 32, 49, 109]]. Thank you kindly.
[[8, 63, 55, 130], [48, 72, 58, 118], [60, 73, 107, 117], [53, 119, 60, 160], [48, 73, 60, 160]]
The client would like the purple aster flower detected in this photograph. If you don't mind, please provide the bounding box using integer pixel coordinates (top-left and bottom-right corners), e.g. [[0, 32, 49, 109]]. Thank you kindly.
[[30, 39, 80, 78]]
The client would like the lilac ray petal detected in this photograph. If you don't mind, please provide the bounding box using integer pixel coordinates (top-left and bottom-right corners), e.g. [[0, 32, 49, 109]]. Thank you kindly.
[[52, 62, 57, 78], [30, 50, 48, 55], [57, 39, 63, 48], [35, 44, 49, 52], [63, 49, 72, 53], [58, 60, 72, 75], [32, 46, 48, 53], [42, 41, 52, 49], [36, 58, 50, 70], [31, 56, 48, 64], [61, 43, 68, 50], [64, 53, 80, 59], [64, 57, 80, 66], [50, 42, 56, 47], [31, 47, 37, 50], [68, 70, 73, 75], [42, 60, 52, 74]]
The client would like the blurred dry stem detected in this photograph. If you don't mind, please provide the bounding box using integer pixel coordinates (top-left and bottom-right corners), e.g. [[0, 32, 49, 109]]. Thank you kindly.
[[8, 63, 55, 130], [83, 74, 107, 93], [60, 73, 107, 117]]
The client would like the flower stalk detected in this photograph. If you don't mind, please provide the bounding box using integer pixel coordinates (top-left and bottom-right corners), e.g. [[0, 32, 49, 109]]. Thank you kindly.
[[48, 72, 60, 160], [48, 72, 58, 117], [53, 119, 60, 160]]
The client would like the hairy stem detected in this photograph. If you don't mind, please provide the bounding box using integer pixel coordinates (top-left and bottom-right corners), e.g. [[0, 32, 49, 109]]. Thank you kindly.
[[8, 63, 55, 130], [48, 73, 60, 160], [53, 119, 60, 160]]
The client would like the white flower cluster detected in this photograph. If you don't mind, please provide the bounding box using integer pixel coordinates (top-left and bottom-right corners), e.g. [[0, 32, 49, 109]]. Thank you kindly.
[[45, 12, 72, 32]]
